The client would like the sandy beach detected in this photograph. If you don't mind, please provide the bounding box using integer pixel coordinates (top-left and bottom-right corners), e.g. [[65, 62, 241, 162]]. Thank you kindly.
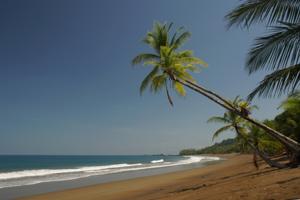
[[21, 154, 300, 200]]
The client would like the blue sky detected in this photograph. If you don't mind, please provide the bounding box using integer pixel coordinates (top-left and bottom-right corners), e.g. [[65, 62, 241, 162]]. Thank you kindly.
[[0, 0, 285, 155]]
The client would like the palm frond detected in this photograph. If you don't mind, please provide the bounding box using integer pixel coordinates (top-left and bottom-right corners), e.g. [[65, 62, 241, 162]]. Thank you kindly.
[[231, 95, 258, 112], [226, 0, 300, 28], [132, 53, 160, 66], [173, 81, 186, 96], [207, 116, 231, 124], [232, 95, 241, 104], [212, 125, 233, 141], [176, 50, 208, 67], [150, 74, 167, 92], [170, 26, 184, 46], [173, 68, 196, 83], [167, 22, 174, 32], [246, 22, 300, 74], [139, 66, 159, 95], [143, 21, 169, 53], [143, 32, 157, 49], [248, 64, 300, 100], [177, 50, 193, 58], [182, 65, 200, 73], [172, 31, 191, 49]]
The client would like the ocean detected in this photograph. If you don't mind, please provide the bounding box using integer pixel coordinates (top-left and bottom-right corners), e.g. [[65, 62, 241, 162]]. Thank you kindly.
[[0, 155, 219, 190]]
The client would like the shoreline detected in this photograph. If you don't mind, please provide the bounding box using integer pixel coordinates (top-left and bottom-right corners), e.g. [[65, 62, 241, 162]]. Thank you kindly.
[[0, 155, 223, 199], [22, 154, 300, 200]]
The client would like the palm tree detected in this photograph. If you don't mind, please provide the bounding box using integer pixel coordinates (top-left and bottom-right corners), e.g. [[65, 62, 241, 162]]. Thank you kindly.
[[207, 97, 256, 141], [132, 22, 206, 106], [132, 22, 208, 106], [208, 97, 285, 168], [132, 22, 300, 166], [226, 1, 300, 100]]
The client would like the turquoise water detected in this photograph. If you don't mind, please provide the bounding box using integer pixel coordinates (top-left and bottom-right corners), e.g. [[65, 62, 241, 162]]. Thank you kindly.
[[0, 155, 219, 189]]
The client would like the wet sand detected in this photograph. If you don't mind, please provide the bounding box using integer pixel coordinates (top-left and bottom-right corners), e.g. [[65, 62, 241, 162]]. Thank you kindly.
[[22, 154, 300, 200]]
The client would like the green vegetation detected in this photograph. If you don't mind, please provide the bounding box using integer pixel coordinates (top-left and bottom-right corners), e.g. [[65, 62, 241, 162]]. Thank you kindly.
[[179, 138, 239, 155], [276, 91, 300, 142], [180, 93, 300, 168], [207, 96, 260, 168], [207, 96, 286, 168], [133, 21, 300, 167], [207, 96, 257, 143]]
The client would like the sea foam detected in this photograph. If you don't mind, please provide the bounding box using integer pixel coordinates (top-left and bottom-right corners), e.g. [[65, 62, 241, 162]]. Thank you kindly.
[[151, 159, 164, 163], [0, 156, 219, 189]]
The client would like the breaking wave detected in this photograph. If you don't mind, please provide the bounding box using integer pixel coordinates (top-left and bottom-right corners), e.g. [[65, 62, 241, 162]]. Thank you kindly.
[[0, 156, 219, 189]]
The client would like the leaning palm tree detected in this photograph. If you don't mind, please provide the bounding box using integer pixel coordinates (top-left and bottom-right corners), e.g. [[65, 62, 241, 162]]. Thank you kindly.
[[208, 110, 259, 167], [208, 97, 285, 168], [132, 22, 206, 106], [207, 97, 257, 141], [226, 1, 300, 100], [132, 22, 300, 166]]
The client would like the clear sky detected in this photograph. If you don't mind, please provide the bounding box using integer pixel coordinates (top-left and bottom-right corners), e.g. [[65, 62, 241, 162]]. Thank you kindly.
[[0, 0, 285, 155]]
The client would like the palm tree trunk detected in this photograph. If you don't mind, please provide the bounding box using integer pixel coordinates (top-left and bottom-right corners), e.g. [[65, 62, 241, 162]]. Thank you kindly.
[[185, 79, 238, 111], [187, 78, 300, 163], [185, 79, 300, 150], [233, 126, 286, 169], [165, 85, 174, 106], [174, 78, 300, 166], [253, 152, 259, 169], [253, 138, 259, 169]]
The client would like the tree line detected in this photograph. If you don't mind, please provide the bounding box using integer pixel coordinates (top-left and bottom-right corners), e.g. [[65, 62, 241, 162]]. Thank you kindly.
[[132, 1, 300, 168], [180, 92, 300, 168]]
